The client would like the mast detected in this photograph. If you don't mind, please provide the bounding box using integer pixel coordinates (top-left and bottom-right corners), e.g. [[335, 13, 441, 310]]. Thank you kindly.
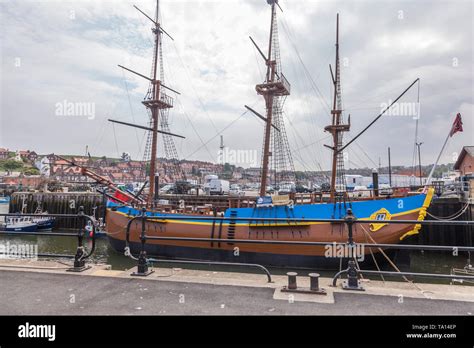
[[140, 0, 174, 207], [325, 14, 350, 202], [254, 0, 291, 197], [148, 1, 160, 207], [114, 1, 182, 207]]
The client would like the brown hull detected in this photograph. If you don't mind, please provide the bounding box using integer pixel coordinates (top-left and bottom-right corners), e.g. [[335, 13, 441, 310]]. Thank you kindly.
[[106, 209, 420, 257]]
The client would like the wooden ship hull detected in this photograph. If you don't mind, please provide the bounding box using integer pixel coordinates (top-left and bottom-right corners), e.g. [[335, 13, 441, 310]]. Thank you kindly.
[[106, 189, 433, 268]]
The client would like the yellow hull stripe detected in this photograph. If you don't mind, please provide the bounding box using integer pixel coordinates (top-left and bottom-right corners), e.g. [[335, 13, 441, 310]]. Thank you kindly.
[[399, 187, 434, 240]]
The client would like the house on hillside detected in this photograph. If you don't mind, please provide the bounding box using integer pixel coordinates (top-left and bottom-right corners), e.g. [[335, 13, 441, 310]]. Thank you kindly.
[[0, 148, 9, 160]]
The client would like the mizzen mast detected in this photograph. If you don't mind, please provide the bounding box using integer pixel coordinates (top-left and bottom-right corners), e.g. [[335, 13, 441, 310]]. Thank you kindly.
[[325, 14, 350, 202]]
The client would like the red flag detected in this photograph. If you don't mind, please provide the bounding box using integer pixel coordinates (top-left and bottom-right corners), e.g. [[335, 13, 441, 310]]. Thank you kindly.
[[111, 190, 131, 204], [449, 113, 463, 137]]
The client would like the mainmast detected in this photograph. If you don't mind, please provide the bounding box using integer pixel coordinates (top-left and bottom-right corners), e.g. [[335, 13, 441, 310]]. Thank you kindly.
[[325, 14, 350, 202], [252, 0, 291, 197]]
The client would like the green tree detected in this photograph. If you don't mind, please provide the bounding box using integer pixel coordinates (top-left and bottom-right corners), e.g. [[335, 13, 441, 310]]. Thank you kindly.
[[224, 162, 232, 173], [24, 167, 40, 175], [2, 159, 23, 171]]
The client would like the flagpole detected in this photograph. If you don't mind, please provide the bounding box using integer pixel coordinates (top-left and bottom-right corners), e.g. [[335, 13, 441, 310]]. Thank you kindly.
[[425, 132, 451, 186], [425, 113, 463, 188]]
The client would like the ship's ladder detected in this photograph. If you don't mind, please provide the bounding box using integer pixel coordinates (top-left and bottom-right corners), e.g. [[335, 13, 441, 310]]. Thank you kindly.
[[226, 210, 237, 246]]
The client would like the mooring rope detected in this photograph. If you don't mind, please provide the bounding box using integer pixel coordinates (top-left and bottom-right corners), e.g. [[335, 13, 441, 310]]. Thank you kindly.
[[426, 202, 470, 221], [363, 228, 385, 283], [359, 224, 429, 296], [353, 255, 364, 280]]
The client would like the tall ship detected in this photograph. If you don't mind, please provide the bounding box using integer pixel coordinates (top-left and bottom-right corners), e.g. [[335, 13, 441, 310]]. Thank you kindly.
[[90, 0, 433, 268]]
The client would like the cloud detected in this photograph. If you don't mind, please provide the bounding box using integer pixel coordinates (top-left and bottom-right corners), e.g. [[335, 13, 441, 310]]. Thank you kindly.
[[1, 0, 472, 171]]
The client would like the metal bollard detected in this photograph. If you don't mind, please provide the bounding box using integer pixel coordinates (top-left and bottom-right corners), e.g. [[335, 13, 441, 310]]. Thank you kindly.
[[287, 272, 298, 290], [309, 273, 320, 291], [343, 260, 364, 291]]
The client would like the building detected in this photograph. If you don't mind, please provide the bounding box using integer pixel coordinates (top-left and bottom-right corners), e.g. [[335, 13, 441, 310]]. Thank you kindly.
[[0, 148, 9, 160], [46, 154, 58, 163], [2, 174, 43, 188], [35, 157, 51, 177], [454, 146, 474, 176], [18, 150, 38, 163], [51, 165, 89, 182]]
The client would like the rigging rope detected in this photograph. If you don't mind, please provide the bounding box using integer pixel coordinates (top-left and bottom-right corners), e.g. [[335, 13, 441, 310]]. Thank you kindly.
[[180, 97, 261, 161], [359, 224, 429, 297], [171, 41, 220, 135], [280, 18, 332, 117], [175, 99, 215, 162], [426, 203, 470, 221], [111, 123, 121, 159], [121, 69, 143, 159]]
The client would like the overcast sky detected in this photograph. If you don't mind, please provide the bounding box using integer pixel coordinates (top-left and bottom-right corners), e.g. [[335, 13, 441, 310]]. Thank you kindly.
[[1, 0, 472, 171]]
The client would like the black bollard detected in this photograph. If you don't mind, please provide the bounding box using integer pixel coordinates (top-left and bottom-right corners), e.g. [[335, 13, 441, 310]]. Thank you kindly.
[[309, 273, 320, 291], [287, 272, 298, 290]]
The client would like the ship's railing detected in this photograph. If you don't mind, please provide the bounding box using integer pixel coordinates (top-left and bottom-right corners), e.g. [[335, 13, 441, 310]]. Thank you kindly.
[[123, 208, 474, 289], [160, 92, 174, 108], [279, 72, 291, 94], [0, 206, 96, 272]]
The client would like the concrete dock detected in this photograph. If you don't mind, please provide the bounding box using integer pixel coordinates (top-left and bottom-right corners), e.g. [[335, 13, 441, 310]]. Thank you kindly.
[[0, 259, 473, 315]]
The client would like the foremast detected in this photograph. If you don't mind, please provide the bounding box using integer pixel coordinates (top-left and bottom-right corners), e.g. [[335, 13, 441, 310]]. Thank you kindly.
[[141, 1, 171, 207], [255, 0, 291, 197]]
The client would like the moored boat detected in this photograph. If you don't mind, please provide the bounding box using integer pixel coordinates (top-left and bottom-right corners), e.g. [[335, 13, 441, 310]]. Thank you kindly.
[[84, 0, 434, 268], [107, 189, 433, 268], [31, 207, 56, 231], [0, 216, 38, 233]]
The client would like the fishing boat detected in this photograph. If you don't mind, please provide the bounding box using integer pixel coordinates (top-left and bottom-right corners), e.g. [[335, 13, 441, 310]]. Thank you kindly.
[[30, 207, 56, 231], [0, 216, 38, 233], [75, 0, 434, 268], [33, 215, 55, 231]]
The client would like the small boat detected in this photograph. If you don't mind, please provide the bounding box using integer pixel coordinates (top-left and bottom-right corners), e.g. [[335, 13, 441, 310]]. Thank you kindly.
[[33, 216, 56, 231], [85, 207, 107, 238], [31, 207, 56, 231], [85, 220, 107, 238], [0, 216, 38, 232]]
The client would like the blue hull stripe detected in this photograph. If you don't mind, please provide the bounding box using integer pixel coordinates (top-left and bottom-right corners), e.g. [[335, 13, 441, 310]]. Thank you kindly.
[[107, 193, 428, 224]]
